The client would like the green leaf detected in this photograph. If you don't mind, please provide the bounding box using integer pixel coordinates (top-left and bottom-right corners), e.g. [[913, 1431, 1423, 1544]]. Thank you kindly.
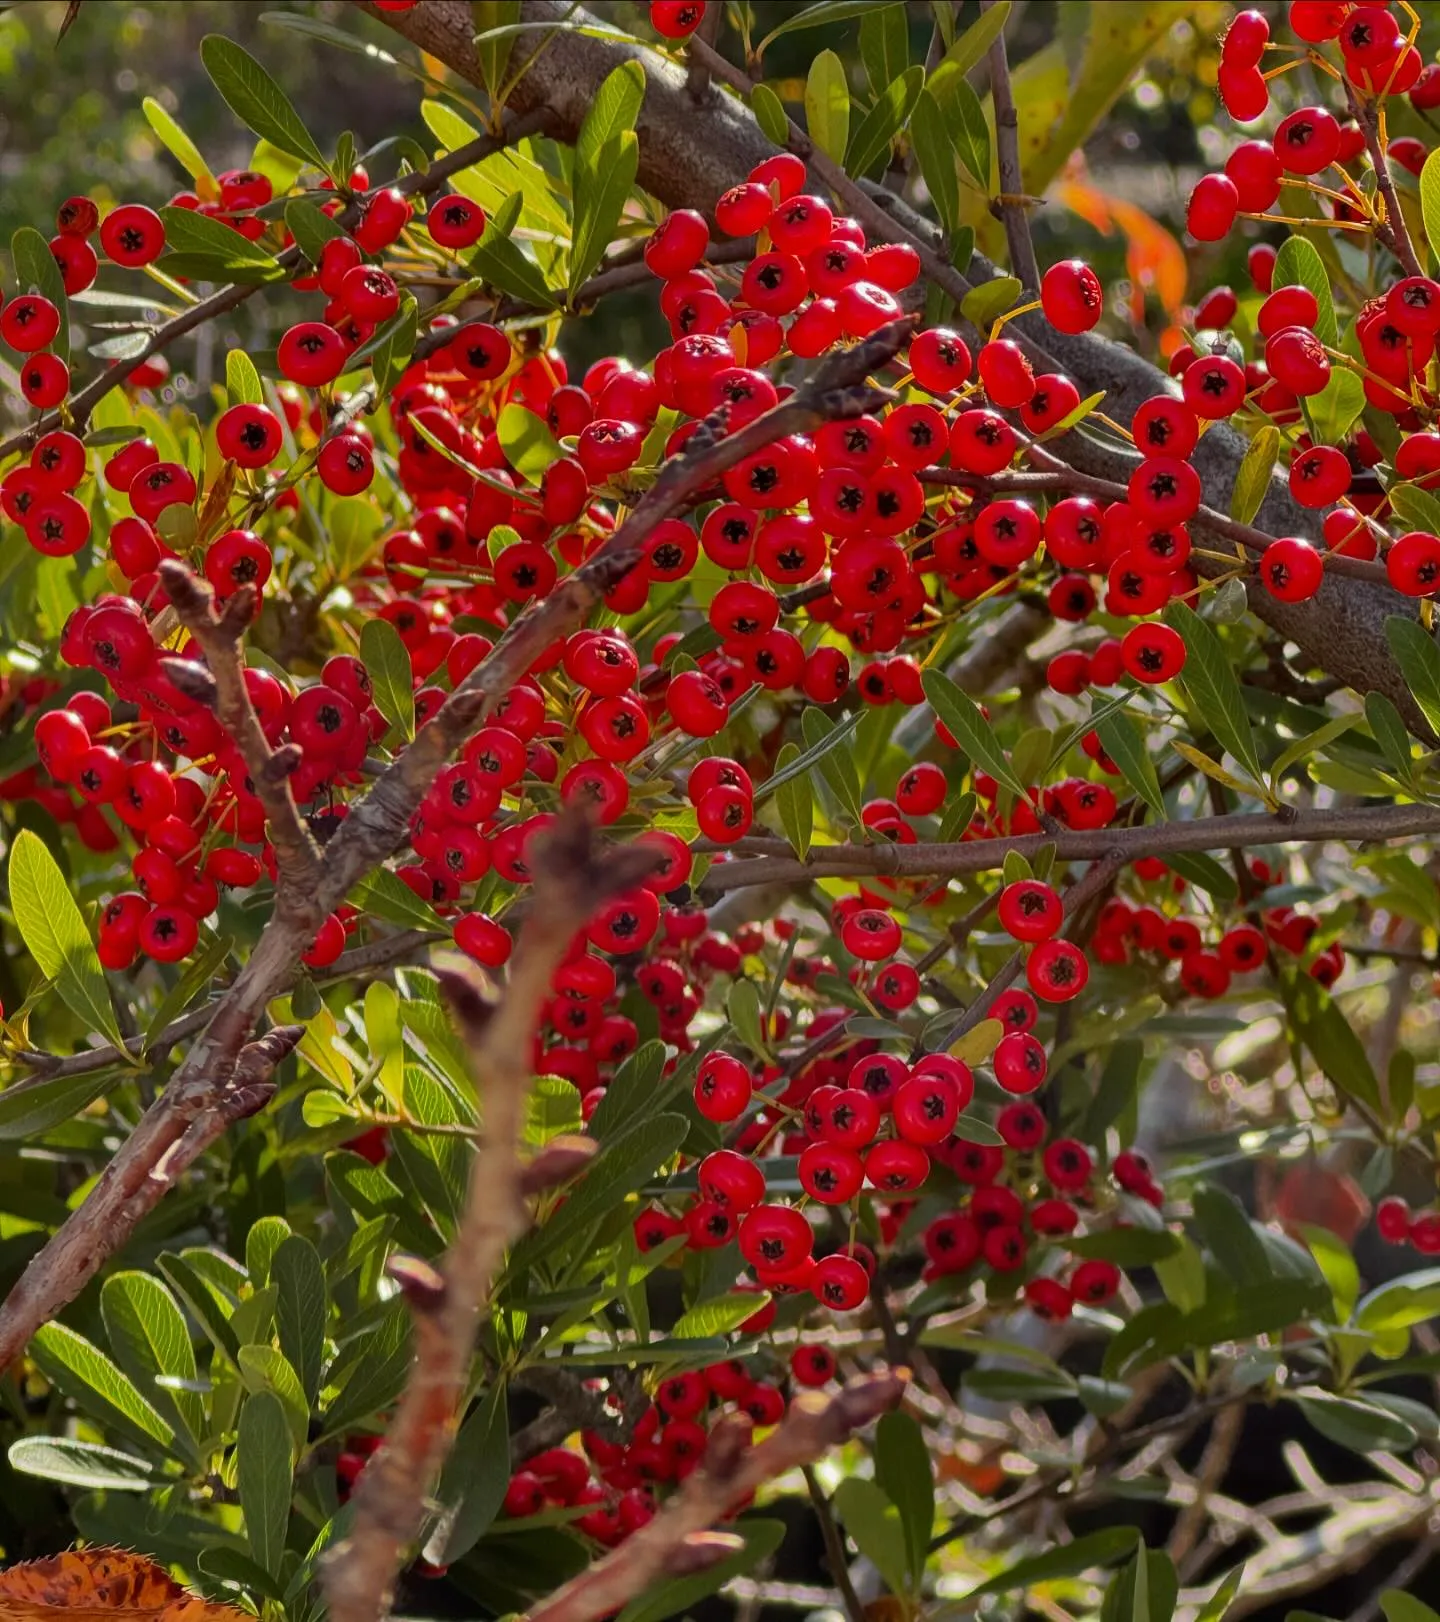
[[1356, 1266, 1440, 1332], [933, 0, 1011, 81], [284, 197, 348, 265], [910, 88, 959, 235], [587, 1040, 669, 1143], [1231, 426, 1278, 526], [349, 867, 444, 933], [939, 72, 990, 191], [570, 130, 639, 297], [237, 1390, 293, 1577], [757, 0, 879, 54], [12, 225, 70, 365], [1163, 601, 1265, 786], [1096, 710, 1165, 819], [1068, 1228, 1181, 1267], [1085, 1038, 1144, 1143], [157, 1250, 240, 1367], [321, 1303, 414, 1436], [616, 1519, 786, 1622], [1284, 970, 1383, 1113], [805, 50, 851, 167], [750, 83, 790, 145], [800, 706, 863, 826], [200, 35, 327, 171], [1385, 615, 1440, 738], [1165, 851, 1238, 902], [1191, 1186, 1270, 1286], [1389, 481, 1440, 535], [1309, 367, 1364, 446], [859, 3, 908, 96], [757, 710, 861, 804], [1104, 1546, 1178, 1622], [1297, 1223, 1360, 1322], [143, 96, 217, 190], [672, 1292, 769, 1339], [525, 1074, 582, 1147], [497, 402, 563, 486], [273, 1236, 327, 1405], [845, 65, 924, 179], [727, 980, 770, 1061], [875, 1411, 934, 1583], [1421, 147, 1440, 269], [8, 829, 126, 1051], [238, 1344, 310, 1452], [224, 347, 264, 409], [361, 617, 416, 742], [969, 1528, 1140, 1597], [466, 190, 557, 308], [160, 205, 281, 268], [773, 741, 813, 859], [1272, 236, 1337, 348], [1382, 1593, 1440, 1622], [8, 1437, 158, 1492], [370, 296, 419, 400], [922, 668, 1028, 799], [1294, 1390, 1417, 1454], [31, 1322, 173, 1451], [960, 275, 1021, 329], [1196, 1566, 1245, 1622], [424, 1382, 511, 1563], [832, 1478, 911, 1597], [0, 1068, 122, 1141], [100, 1272, 204, 1463], [472, 0, 520, 105], [576, 60, 645, 174]]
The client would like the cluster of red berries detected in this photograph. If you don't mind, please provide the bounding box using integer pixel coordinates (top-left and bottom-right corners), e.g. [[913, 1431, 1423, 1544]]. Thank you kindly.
[[1377, 1195, 1440, 1254], [1183, 3, 1440, 598]]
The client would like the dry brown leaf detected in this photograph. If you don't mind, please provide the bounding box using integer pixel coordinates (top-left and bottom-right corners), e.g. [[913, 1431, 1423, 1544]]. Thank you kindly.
[[0, 1549, 250, 1622]]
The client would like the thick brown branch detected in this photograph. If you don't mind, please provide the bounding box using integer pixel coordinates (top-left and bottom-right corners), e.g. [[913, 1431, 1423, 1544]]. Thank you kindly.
[[521, 1373, 906, 1622], [321, 815, 663, 1622], [699, 803, 1440, 897], [160, 562, 322, 912]]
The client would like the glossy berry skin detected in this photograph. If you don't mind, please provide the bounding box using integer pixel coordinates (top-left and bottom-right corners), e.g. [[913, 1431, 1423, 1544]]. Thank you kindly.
[[216, 403, 283, 468], [100, 204, 165, 267], [650, 0, 706, 36], [427, 193, 486, 249], [997, 880, 1063, 942], [1040, 259, 1103, 333]]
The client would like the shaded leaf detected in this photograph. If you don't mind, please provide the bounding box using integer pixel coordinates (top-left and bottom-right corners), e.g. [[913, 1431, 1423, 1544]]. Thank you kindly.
[[361, 617, 416, 741], [875, 1410, 933, 1582], [201, 35, 327, 170], [845, 66, 924, 179], [1231, 426, 1279, 526], [922, 669, 1027, 798], [968, 1528, 1140, 1596], [237, 1390, 293, 1576], [1385, 615, 1440, 738], [1164, 602, 1265, 786]]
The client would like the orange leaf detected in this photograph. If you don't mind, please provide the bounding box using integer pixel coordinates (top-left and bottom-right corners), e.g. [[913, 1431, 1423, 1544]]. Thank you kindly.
[[1053, 170, 1188, 326], [0, 1550, 250, 1622]]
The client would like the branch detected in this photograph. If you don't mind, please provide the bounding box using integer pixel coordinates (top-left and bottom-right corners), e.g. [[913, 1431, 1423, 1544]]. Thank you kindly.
[[698, 803, 1440, 897], [1348, 83, 1424, 280], [321, 816, 665, 1622], [160, 562, 322, 910], [521, 1373, 906, 1622], [803, 1466, 867, 1622], [982, 0, 1040, 293], [0, 113, 553, 462]]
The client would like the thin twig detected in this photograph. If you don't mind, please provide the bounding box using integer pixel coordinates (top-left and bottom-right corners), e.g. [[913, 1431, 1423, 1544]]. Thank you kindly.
[[982, 0, 1040, 293], [321, 816, 663, 1622], [521, 1374, 906, 1622], [1348, 84, 1424, 280], [802, 1466, 867, 1622]]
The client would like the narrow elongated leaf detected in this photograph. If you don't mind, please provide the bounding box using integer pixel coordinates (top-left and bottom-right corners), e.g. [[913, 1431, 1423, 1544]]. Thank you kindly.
[[8, 1438, 158, 1492], [1295, 1389, 1417, 1454], [0, 1068, 120, 1141], [727, 980, 770, 1061], [31, 1323, 173, 1451], [238, 1390, 293, 1576], [226, 347, 263, 406], [160, 206, 280, 268], [757, 0, 880, 53], [940, 73, 991, 190], [961, 275, 1022, 328], [8, 829, 126, 1050], [200, 36, 327, 170], [1095, 710, 1165, 818], [845, 66, 925, 179], [1195, 1566, 1245, 1622], [910, 88, 959, 234], [1385, 615, 1440, 737], [284, 198, 348, 265], [968, 1529, 1139, 1596], [1231, 426, 1278, 526], [1191, 1187, 1269, 1286], [575, 60, 645, 174], [361, 617, 416, 741], [570, 130, 638, 297], [1164, 602, 1265, 785], [772, 741, 813, 859], [800, 706, 864, 825], [805, 50, 851, 167], [12, 226, 70, 364], [617, 1519, 786, 1622], [424, 1382, 511, 1563], [1309, 367, 1364, 446], [1389, 481, 1440, 535], [750, 83, 790, 145], [143, 97, 217, 190], [273, 1236, 327, 1405], [1285, 970, 1383, 1113], [859, 3, 907, 96], [933, 0, 1011, 81], [1382, 1597, 1440, 1622], [466, 192, 557, 308], [756, 710, 861, 803], [472, 0, 519, 104], [238, 1345, 310, 1451], [1272, 236, 1337, 347], [672, 1292, 770, 1339], [875, 1411, 934, 1583], [832, 1479, 910, 1597], [100, 1272, 204, 1461], [922, 669, 1028, 798], [1422, 147, 1440, 268]]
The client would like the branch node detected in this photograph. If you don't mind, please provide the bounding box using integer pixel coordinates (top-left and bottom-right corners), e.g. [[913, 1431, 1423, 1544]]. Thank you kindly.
[[521, 1134, 599, 1196], [387, 1253, 448, 1313], [263, 744, 305, 783], [160, 656, 219, 707], [665, 1532, 746, 1576]]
